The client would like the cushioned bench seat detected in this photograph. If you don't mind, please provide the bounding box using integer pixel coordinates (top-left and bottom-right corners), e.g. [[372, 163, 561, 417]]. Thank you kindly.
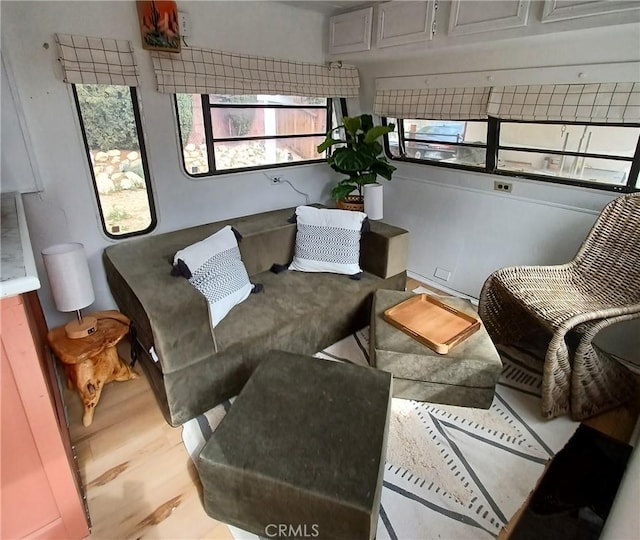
[[198, 351, 392, 540], [104, 206, 409, 425], [159, 269, 404, 425]]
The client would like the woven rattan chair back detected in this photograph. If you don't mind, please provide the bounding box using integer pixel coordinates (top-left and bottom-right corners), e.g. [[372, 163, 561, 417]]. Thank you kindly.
[[572, 192, 640, 303], [479, 192, 640, 420]]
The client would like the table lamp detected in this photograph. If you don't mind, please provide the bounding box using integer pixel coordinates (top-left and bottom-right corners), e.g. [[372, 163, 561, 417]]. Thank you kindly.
[[42, 243, 97, 339]]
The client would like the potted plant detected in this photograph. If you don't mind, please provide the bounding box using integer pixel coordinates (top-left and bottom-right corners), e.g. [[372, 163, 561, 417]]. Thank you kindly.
[[317, 114, 396, 210]]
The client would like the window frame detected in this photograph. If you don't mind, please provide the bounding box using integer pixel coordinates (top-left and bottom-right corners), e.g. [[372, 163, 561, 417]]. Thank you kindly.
[[174, 95, 341, 177], [388, 118, 489, 171], [73, 84, 157, 239], [383, 116, 640, 193]]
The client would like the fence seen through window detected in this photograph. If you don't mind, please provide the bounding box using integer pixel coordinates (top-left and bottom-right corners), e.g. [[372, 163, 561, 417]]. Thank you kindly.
[[175, 94, 334, 175]]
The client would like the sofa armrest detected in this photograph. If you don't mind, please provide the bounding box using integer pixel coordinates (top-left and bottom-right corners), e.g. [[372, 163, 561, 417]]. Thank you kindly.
[[360, 220, 409, 279]]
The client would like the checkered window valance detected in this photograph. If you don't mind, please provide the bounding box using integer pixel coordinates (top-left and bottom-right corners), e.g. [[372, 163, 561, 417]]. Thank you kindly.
[[374, 87, 491, 120], [151, 48, 360, 97], [56, 33, 140, 86], [487, 83, 640, 123]]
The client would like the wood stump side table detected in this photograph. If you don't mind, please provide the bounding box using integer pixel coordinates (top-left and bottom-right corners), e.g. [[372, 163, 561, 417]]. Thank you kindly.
[[47, 310, 138, 426]]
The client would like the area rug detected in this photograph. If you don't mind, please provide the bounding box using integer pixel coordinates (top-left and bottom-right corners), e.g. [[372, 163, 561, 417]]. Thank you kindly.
[[182, 328, 579, 540]]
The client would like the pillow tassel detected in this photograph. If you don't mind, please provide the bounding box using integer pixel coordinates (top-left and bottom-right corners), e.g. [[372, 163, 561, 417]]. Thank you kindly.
[[171, 258, 192, 279], [349, 272, 363, 280], [231, 227, 243, 242], [270, 263, 290, 274], [252, 283, 264, 293]]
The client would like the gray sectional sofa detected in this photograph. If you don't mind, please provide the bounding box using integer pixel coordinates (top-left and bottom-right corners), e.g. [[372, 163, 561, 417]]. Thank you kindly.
[[104, 206, 409, 425]]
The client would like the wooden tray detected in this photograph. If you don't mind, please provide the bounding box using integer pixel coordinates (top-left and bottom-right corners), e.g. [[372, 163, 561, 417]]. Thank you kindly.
[[383, 295, 481, 354]]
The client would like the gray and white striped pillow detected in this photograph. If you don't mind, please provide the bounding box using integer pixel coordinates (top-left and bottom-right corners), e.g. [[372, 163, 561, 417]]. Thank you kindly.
[[173, 226, 253, 327], [289, 206, 366, 276]]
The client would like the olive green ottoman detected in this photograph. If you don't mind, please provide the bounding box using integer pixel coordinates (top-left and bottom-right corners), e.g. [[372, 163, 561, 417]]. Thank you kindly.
[[198, 351, 392, 540], [371, 289, 502, 408]]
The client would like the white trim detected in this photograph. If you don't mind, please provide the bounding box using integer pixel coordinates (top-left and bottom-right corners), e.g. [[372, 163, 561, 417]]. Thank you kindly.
[[408, 271, 478, 304], [375, 61, 640, 91]]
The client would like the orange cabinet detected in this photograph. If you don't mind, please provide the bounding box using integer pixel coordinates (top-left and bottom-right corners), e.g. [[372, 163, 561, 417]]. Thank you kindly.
[[1, 292, 89, 539]]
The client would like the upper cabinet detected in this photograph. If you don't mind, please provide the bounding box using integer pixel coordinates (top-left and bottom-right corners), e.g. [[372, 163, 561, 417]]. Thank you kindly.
[[327, 0, 640, 57], [377, 1, 436, 48], [448, 0, 530, 36], [329, 6, 374, 54]]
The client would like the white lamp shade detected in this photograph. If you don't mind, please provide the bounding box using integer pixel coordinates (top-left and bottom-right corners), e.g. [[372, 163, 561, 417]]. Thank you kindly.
[[364, 183, 384, 220], [42, 243, 95, 312]]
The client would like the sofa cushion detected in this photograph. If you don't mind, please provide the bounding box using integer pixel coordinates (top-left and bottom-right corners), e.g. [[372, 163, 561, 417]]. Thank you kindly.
[[161, 269, 406, 425], [289, 206, 366, 276], [173, 225, 253, 327], [198, 351, 392, 540]]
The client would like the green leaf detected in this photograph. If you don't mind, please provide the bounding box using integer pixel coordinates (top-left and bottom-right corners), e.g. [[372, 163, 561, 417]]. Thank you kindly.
[[343, 116, 362, 137], [317, 137, 341, 153], [371, 160, 397, 180], [331, 183, 357, 201], [357, 173, 378, 185], [332, 148, 375, 171], [363, 125, 395, 144], [367, 141, 383, 156]]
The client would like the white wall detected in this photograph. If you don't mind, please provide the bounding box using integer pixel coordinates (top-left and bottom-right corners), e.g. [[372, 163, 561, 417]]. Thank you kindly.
[[1, 1, 336, 327], [1, 52, 41, 193]]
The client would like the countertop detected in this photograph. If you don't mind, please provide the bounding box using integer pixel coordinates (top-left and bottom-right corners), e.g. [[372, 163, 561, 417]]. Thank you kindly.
[[1, 192, 40, 297]]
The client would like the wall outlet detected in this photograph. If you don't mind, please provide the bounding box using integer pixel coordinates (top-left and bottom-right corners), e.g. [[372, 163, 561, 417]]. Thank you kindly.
[[269, 175, 282, 185], [494, 181, 512, 193], [434, 267, 451, 282], [178, 11, 192, 37]]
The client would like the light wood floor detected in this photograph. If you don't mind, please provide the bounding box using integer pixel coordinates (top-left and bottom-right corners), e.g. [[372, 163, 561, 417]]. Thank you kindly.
[[63, 279, 639, 539], [64, 343, 234, 540]]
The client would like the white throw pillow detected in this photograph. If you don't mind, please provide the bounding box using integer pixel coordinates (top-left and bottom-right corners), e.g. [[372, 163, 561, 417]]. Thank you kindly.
[[289, 206, 366, 276], [173, 225, 253, 327]]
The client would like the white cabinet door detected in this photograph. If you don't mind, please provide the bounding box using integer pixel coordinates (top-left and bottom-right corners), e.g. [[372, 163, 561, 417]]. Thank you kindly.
[[448, 0, 530, 36], [376, 1, 436, 48], [542, 0, 640, 22], [329, 7, 373, 54]]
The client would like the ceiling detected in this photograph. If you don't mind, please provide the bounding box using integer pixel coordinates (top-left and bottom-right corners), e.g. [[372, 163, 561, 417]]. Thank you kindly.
[[278, 1, 374, 16]]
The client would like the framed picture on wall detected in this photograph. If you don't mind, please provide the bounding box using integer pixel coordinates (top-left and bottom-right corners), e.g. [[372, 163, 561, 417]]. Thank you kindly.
[[137, 0, 181, 53]]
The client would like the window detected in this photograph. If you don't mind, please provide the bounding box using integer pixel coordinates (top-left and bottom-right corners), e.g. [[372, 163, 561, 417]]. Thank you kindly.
[[384, 118, 640, 192], [174, 95, 337, 175], [497, 122, 640, 188], [74, 84, 156, 238], [387, 118, 487, 168]]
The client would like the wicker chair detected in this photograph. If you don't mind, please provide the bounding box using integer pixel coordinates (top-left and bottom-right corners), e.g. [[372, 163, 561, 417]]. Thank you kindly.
[[479, 192, 640, 420]]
